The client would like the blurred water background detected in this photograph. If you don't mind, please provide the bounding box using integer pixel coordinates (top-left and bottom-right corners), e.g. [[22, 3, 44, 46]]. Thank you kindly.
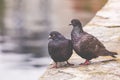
[[0, 0, 107, 80]]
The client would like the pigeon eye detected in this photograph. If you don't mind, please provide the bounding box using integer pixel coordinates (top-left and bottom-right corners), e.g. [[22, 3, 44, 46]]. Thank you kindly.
[[52, 34, 55, 37]]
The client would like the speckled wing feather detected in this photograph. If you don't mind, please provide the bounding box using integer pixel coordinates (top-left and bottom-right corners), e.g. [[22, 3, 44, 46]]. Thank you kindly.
[[78, 32, 116, 57]]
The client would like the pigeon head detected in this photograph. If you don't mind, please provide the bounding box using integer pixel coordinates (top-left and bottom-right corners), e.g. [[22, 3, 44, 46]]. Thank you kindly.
[[49, 31, 65, 40], [69, 19, 82, 27]]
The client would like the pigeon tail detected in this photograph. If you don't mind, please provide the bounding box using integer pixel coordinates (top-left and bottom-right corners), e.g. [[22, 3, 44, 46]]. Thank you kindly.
[[98, 49, 118, 58], [109, 52, 118, 58]]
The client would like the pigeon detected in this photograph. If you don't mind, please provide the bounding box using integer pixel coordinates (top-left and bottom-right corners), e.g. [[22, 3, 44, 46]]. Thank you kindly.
[[70, 19, 117, 65], [48, 31, 73, 68]]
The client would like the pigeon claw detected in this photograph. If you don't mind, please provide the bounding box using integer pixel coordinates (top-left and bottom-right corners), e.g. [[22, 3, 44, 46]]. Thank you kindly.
[[50, 63, 58, 68], [80, 60, 90, 65]]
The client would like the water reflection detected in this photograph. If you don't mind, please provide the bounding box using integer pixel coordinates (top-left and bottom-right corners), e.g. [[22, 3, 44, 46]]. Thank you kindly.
[[0, 51, 51, 80]]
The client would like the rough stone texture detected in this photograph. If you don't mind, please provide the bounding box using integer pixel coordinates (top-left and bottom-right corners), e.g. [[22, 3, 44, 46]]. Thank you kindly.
[[40, 0, 120, 80]]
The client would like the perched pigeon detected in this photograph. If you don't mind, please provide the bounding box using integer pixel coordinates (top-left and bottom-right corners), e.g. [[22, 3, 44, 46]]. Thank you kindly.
[[48, 31, 73, 68], [70, 19, 117, 65]]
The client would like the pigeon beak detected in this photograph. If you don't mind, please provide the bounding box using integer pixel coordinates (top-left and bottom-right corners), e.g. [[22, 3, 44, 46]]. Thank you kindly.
[[69, 23, 72, 26], [48, 35, 52, 39]]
